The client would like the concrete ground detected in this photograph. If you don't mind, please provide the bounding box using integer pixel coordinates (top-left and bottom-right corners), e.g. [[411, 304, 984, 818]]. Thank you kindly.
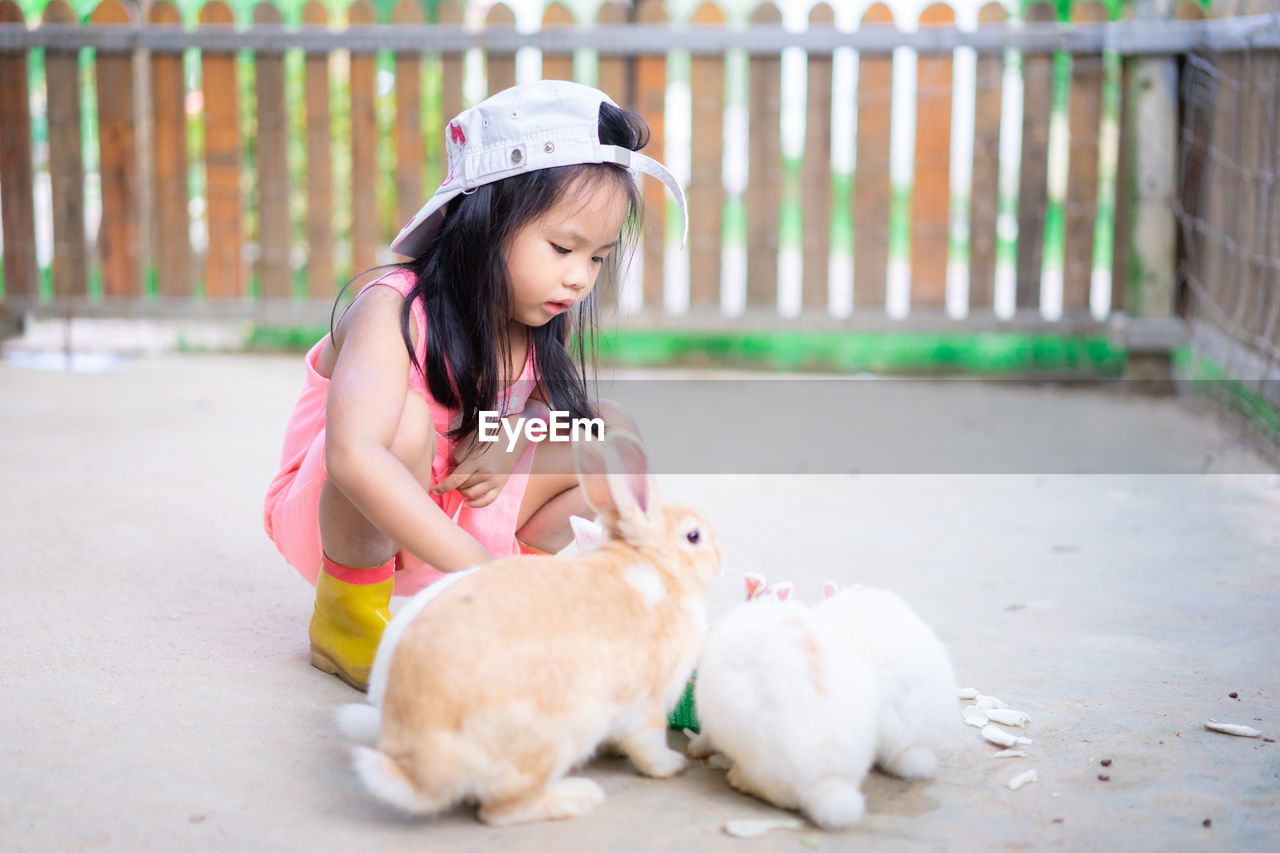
[[2, 350, 1278, 852]]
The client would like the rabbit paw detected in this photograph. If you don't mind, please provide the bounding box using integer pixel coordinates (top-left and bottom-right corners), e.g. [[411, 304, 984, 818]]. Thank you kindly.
[[725, 763, 771, 803], [686, 731, 715, 760], [478, 777, 605, 825], [620, 730, 688, 778], [881, 745, 938, 780], [540, 777, 607, 818]]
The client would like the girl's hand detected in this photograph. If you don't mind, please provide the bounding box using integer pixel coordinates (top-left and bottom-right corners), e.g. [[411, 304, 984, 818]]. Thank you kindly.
[[433, 402, 550, 507]]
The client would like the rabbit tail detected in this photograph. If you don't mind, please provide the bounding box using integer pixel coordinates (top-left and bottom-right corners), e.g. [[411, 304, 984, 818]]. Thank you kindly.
[[798, 773, 870, 824], [335, 703, 381, 745], [800, 776, 866, 830], [351, 746, 449, 816]]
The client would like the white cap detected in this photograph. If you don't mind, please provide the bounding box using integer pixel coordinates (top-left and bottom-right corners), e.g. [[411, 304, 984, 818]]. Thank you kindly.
[[390, 80, 688, 257]]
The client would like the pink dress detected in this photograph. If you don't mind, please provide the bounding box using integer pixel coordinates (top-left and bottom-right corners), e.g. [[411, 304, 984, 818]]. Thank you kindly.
[[263, 268, 538, 595]]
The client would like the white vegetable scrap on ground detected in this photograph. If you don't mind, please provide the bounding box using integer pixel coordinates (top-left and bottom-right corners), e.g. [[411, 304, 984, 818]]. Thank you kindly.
[[961, 687, 1038, 784], [1007, 768, 1038, 790], [983, 724, 1033, 748], [1204, 719, 1263, 738], [991, 749, 1026, 759], [723, 817, 806, 838], [987, 708, 1031, 727]]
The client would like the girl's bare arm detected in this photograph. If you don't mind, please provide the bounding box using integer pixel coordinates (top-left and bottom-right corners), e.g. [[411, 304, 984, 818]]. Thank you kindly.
[[323, 285, 494, 572]]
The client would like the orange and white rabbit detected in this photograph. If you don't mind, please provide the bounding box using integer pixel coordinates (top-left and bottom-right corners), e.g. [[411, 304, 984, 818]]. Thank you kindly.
[[338, 430, 722, 825], [341, 512, 607, 729]]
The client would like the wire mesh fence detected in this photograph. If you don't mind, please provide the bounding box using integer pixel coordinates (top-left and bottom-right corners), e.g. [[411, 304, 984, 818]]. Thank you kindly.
[[1174, 22, 1280, 457]]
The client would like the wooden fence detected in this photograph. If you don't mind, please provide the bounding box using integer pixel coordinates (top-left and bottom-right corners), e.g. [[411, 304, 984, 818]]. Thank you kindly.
[[0, 0, 1274, 335]]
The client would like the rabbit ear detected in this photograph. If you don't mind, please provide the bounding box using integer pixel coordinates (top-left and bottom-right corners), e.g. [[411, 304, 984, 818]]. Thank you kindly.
[[744, 572, 768, 601], [822, 581, 840, 600], [769, 582, 794, 602], [569, 515, 607, 550], [574, 430, 650, 522]]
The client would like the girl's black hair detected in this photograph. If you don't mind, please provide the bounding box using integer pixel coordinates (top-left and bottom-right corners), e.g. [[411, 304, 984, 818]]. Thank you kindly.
[[384, 101, 649, 441]]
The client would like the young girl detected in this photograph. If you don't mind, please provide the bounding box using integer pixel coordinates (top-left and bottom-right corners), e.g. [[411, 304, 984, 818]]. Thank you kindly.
[[263, 80, 687, 692]]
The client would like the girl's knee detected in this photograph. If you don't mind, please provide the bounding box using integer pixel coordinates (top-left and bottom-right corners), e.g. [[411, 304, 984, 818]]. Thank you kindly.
[[390, 394, 439, 484]]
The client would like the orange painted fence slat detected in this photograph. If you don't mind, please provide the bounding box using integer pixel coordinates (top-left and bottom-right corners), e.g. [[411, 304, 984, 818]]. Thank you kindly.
[[436, 0, 465, 153], [854, 4, 894, 311], [393, 0, 426, 235], [803, 3, 834, 310], [348, 1, 379, 275], [746, 3, 782, 310], [200, 1, 243, 299], [43, 0, 88, 300], [1016, 2, 1057, 314], [595, 3, 628, 112], [688, 1, 725, 310], [542, 3, 575, 83], [635, 0, 667, 311], [93, 0, 141, 298], [0, 0, 37, 299], [968, 2, 1007, 310], [595, 0, 629, 316], [302, 1, 334, 299], [485, 4, 516, 98], [149, 1, 191, 298], [1065, 1, 1108, 314], [912, 3, 955, 309], [254, 2, 291, 300]]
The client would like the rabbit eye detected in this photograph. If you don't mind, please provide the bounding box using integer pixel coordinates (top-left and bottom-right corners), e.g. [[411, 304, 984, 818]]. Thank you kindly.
[[686, 530, 700, 544]]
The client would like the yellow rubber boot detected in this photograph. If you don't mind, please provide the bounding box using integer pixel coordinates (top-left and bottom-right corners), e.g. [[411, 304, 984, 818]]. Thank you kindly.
[[517, 540, 552, 556], [308, 559, 393, 692]]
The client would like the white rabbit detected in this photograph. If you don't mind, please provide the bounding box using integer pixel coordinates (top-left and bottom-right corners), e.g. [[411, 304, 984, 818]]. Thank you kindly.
[[743, 572, 793, 602], [687, 591, 879, 830], [337, 430, 723, 825], [814, 583, 959, 779]]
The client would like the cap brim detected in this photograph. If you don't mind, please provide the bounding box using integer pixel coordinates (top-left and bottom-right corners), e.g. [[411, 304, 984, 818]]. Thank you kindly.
[[391, 147, 689, 256], [390, 187, 463, 257]]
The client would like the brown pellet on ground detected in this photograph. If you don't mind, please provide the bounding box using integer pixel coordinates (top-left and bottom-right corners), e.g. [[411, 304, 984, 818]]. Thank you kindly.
[[1052, 819, 1064, 824], [1229, 692, 1239, 699], [1100, 758, 1112, 767], [1203, 819, 1212, 828], [1098, 774, 1111, 782]]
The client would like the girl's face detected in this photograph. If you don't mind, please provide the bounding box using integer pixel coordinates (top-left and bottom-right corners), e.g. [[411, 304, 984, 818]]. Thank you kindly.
[[504, 177, 630, 329]]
